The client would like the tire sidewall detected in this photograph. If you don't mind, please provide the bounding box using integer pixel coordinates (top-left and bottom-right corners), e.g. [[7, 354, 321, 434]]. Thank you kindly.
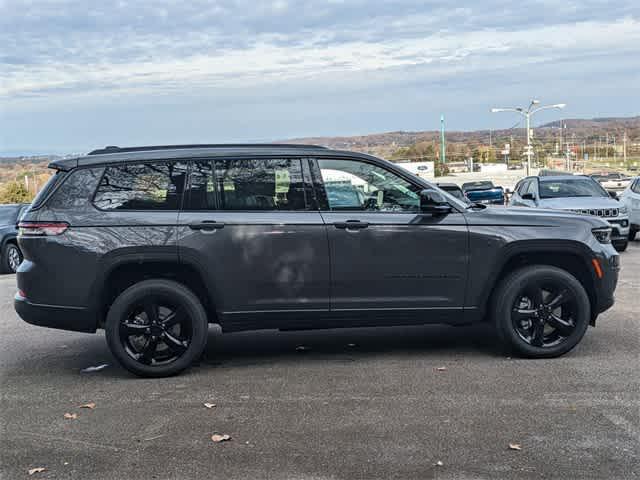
[[105, 279, 209, 377], [494, 266, 591, 358]]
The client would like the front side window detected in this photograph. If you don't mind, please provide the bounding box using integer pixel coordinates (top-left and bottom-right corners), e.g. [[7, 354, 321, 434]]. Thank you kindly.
[[93, 162, 187, 210], [214, 158, 307, 211], [317, 159, 421, 212]]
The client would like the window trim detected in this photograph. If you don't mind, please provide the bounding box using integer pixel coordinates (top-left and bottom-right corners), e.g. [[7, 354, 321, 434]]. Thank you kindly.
[[91, 160, 188, 213]]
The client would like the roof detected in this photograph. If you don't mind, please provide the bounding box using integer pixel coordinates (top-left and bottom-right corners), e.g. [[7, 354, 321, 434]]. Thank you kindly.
[[49, 144, 340, 170], [436, 182, 461, 188]]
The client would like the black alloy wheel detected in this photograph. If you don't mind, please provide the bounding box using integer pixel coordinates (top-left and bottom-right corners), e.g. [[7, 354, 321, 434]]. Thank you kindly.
[[492, 265, 590, 358], [105, 279, 209, 377], [120, 299, 192, 366], [511, 282, 577, 348]]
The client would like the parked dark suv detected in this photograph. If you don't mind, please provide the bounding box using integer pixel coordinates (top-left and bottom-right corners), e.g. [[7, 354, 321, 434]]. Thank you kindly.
[[15, 145, 620, 377], [0, 203, 30, 273]]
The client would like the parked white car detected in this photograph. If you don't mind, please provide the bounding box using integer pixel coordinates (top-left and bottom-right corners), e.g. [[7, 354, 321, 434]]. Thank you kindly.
[[619, 177, 640, 241], [592, 173, 632, 192]]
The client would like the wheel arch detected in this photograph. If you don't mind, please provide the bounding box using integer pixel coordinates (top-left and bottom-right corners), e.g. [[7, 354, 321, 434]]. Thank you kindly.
[[476, 240, 599, 324], [90, 252, 219, 329]]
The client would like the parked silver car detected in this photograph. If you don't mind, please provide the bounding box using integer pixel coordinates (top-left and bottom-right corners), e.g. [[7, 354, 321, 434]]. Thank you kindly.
[[510, 175, 630, 251], [619, 176, 640, 241]]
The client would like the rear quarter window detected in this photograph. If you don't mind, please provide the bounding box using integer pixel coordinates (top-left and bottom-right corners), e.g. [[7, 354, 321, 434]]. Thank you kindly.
[[30, 170, 67, 209], [45, 167, 105, 210]]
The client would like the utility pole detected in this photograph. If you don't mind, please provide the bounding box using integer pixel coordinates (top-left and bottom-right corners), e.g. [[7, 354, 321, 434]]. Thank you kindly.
[[623, 131, 627, 164], [491, 100, 566, 175], [440, 114, 446, 164]]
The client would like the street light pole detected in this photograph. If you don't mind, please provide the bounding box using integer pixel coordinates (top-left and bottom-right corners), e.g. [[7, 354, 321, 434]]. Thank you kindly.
[[491, 100, 566, 176]]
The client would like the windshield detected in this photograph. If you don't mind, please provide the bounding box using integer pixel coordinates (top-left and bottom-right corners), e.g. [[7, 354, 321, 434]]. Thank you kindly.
[[539, 178, 609, 198]]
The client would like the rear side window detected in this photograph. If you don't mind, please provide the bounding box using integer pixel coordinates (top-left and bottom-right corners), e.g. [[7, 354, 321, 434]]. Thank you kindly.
[[633, 179, 640, 194], [213, 158, 308, 211], [93, 162, 187, 210]]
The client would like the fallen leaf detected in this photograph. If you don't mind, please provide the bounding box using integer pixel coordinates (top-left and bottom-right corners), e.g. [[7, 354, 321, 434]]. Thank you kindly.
[[203, 403, 216, 409], [63, 413, 78, 420], [435, 366, 447, 372], [28, 467, 46, 475], [435, 460, 444, 467], [508, 443, 522, 451], [347, 343, 357, 347], [79, 402, 96, 409], [295, 345, 310, 352], [211, 434, 232, 443], [80, 363, 109, 373]]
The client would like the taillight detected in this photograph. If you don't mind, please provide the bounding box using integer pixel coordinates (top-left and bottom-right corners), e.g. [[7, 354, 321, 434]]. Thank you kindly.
[[18, 221, 69, 236]]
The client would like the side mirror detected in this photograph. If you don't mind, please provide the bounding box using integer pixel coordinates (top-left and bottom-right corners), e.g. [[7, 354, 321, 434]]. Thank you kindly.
[[608, 190, 618, 200], [521, 193, 536, 201], [420, 189, 452, 215]]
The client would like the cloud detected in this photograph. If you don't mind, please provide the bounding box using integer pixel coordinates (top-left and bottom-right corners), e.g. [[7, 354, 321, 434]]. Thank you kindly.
[[0, 0, 638, 151]]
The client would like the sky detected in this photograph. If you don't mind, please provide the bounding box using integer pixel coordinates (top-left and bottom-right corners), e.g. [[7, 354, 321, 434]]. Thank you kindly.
[[1, 0, 639, 155]]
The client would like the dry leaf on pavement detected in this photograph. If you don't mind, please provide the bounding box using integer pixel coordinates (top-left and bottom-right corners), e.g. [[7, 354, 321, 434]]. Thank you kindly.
[[508, 443, 522, 451], [203, 403, 216, 409], [435, 460, 444, 467], [211, 434, 232, 443], [79, 402, 96, 409], [28, 467, 46, 475], [435, 366, 447, 372], [63, 413, 78, 420]]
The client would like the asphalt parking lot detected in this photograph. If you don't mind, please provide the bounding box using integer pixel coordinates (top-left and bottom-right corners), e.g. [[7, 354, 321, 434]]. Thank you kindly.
[[1, 242, 639, 480]]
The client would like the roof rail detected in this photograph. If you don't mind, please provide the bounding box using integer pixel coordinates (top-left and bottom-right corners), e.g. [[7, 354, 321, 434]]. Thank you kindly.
[[87, 144, 328, 155]]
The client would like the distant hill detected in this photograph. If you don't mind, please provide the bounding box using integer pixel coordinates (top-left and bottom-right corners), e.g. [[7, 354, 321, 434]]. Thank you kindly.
[[284, 116, 640, 158]]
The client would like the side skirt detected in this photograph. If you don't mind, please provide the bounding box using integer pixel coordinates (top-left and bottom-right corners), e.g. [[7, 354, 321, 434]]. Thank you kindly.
[[219, 307, 476, 333]]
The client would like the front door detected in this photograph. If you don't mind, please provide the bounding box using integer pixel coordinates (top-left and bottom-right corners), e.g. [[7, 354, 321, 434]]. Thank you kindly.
[[177, 157, 330, 329], [312, 158, 469, 322]]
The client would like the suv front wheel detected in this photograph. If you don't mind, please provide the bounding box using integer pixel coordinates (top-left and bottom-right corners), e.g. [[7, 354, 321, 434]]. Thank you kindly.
[[492, 265, 590, 358], [105, 279, 209, 377]]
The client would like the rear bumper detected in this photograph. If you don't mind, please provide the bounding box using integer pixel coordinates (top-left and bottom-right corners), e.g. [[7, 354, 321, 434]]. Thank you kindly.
[[14, 294, 97, 333]]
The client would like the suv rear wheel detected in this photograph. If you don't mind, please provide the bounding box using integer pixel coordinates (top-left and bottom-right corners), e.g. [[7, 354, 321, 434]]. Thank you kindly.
[[105, 279, 209, 377], [491, 265, 590, 358]]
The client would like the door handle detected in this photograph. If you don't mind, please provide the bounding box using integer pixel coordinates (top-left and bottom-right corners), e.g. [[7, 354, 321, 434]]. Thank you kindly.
[[189, 221, 225, 231], [333, 220, 369, 230]]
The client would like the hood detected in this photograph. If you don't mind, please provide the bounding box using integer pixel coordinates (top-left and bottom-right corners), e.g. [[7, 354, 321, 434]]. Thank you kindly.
[[465, 205, 609, 229], [537, 196, 620, 210]]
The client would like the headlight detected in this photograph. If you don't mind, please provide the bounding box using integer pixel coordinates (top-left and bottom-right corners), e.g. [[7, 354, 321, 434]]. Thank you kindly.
[[592, 227, 612, 244], [619, 206, 628, 214]]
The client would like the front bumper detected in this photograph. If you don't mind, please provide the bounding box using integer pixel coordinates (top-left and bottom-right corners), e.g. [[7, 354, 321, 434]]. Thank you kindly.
[[592, 250, 619, 319], [607, 217, 630, 240], [14, 294, 97, 333]]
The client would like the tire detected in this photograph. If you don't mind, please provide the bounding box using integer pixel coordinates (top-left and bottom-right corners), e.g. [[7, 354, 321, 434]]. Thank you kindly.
[[105, 279, 209, 377], [629, 229, 638, 242], [1, 243, 23, 274], [491, 265, 591, 358], [613, 240, 628, 252]]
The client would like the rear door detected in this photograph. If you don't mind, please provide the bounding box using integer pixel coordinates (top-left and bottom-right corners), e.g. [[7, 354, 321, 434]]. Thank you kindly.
[[311, 157, 468, 320], [177, 157, 329, 328]]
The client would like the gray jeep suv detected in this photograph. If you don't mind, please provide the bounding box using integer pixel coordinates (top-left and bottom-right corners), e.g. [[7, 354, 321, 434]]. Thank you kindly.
[[15, 145, 620, 377]]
